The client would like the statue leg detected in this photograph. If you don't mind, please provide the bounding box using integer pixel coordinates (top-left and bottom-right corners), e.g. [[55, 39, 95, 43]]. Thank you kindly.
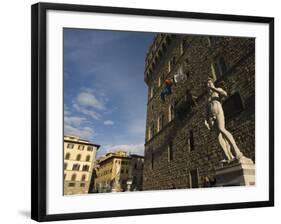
[[218, 133, 235, 160], [216, 112, 244, 159]]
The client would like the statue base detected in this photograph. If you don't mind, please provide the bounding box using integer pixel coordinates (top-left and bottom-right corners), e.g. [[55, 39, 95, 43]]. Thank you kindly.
[[111, 188, 122, 192], [111, 185, 122, 192], [214, 161, 255, 187]]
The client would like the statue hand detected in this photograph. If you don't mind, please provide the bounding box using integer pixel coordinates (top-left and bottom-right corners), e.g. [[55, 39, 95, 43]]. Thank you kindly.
[[204, 120, 211, 130]]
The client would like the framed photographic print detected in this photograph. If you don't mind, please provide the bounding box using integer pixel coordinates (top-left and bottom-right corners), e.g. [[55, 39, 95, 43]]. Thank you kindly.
[[31, 2, 274, 222]]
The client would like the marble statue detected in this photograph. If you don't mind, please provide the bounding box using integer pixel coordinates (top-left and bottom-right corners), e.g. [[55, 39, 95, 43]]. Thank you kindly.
[[204, 77, 253, 164], [112, 162, 121, 191]]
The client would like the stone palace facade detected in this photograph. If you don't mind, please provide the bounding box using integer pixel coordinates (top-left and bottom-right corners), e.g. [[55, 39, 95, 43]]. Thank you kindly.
[[142, 34, 255, 190]]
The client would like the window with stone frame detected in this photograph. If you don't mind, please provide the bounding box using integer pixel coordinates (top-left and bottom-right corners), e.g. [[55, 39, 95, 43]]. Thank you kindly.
[[87, 146, 93, 151], [81, 174, 86, 181], [190, 169, 199, 188], [169, 56, 176, 72], [86, 155, 91, 162], [64, 163, 67, 170], [67, 143, 74, 149], [168, 101, 175, 122], [151, 151, 154, 170], [149, 122, 155, 139], [157, 112, 164, 132], [158, 75, 162, 87], [78, 145, 85, 150], [82, 165, 90, 171], [189, 130, 195, 151], [168, 142, 173, 162], [72, 164, 80, 171], [71, 173, 77, 181], [65, 153, 70, 160], [180, 39, 188, 55], [68, 182, 75, 187], [149, 86, 154, 99], [76, 154, 81, 161]]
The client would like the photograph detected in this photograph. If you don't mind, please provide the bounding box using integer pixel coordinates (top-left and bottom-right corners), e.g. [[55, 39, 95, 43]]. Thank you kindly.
[[31, 2, 274, 221], [63, 29, 256, 195]]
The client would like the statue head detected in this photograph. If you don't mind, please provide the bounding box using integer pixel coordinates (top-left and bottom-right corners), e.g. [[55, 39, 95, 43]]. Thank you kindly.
[[207, 76, 214, 82], [207, 77, 215, 88]]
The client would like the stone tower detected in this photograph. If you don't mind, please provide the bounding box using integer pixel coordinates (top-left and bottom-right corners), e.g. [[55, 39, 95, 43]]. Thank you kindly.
[[143, 34, 255, 190]]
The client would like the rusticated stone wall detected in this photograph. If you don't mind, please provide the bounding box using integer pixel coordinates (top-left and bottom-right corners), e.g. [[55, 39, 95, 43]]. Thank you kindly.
[[143, 34, 255, 190]]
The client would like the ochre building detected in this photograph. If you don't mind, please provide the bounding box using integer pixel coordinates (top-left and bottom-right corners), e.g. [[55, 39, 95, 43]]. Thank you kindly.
[[93, 151, 144, 192], [64, 135, 100, 195]]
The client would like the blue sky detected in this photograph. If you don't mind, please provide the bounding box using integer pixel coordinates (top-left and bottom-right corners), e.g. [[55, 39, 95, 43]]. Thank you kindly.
[[63, 28, 154, 158]]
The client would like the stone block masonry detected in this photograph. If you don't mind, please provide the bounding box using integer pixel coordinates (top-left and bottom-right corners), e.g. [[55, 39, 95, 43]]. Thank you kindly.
[[143, 34, 255, 190]]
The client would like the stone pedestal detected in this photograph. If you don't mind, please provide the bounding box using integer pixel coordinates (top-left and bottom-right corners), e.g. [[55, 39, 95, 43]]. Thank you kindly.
[[111, 187, 122, 192], [126, 180, 133, 192], [214, 162, 255, 187], [111, 182, 122, 192]]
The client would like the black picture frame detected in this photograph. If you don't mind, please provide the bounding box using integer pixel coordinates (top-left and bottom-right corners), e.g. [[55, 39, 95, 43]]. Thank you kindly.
[[31, 2, 274, 222]]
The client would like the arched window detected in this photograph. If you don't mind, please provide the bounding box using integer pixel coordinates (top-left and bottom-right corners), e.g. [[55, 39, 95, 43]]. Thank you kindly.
[[169, 101, 175, 122], [169, 56, 176, 72], [72, 164, 80, 171], [71, 173, 76, 181], [158, 76, 162, 87], [76, 154, 81, 161], [157, 112, 164, 132], [168, 142, 173, 161], [65, 153, 70, 160], [189, 130, 195, 151], [82, 165, 89, 171], [150, 86, 154, 99], [81, 174, 86, 181], [78, 145, 84, 150], [149, 122, 155, 139], [86, 155, 91, 162]]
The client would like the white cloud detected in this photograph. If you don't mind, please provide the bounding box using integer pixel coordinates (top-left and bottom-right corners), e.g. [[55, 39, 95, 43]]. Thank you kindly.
[[73, 103, 101, 120], [98, 144, 144, 158], [76, 92, 105, 110], [71, 89, 107, 120], [104, 120, 114, 125], [64, 116, 86, 126], [64, 124, 95, 140], [64, 111, 95, 140]]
